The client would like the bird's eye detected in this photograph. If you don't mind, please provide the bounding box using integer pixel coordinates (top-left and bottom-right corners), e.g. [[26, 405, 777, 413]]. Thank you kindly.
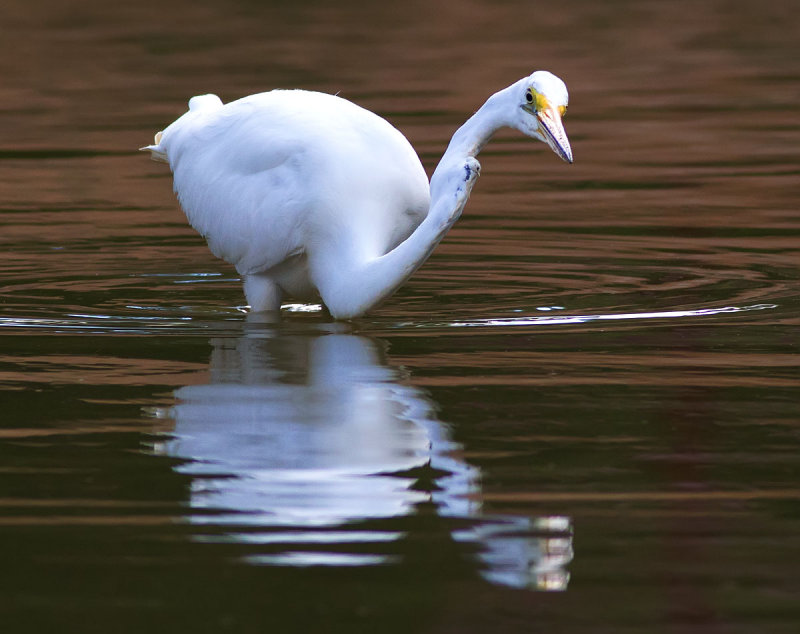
[[525, 90, 534, 104]]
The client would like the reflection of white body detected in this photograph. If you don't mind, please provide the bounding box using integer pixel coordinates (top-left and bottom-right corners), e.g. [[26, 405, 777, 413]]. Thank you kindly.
[[166, 335, 447, 526], [156, 330, 571, 587]]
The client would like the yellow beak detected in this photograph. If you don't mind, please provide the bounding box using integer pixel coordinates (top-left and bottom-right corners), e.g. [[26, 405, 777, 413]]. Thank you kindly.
[[537, 107, 573, 164]]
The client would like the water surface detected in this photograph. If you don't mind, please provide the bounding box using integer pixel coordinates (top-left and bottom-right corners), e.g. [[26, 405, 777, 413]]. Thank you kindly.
[[1, 1, 799, 632]]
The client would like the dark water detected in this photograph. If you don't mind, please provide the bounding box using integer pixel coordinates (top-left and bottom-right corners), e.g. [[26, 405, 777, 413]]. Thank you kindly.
[[2, 0, 799, 632]]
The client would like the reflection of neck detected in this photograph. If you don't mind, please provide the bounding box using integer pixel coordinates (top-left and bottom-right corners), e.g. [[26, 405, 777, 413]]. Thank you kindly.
[[308, 335, 390, 385]]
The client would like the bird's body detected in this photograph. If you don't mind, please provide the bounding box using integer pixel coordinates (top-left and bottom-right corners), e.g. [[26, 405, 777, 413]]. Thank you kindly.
[[143, 71, 572, 318]]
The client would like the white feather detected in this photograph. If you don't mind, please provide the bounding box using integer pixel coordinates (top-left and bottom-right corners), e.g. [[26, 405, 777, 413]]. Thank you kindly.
[[143, 71, 571, 318]]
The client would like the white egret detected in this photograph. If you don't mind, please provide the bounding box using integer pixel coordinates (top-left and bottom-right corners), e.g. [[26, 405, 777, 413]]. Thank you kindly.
[[141, 71, 572, 319]]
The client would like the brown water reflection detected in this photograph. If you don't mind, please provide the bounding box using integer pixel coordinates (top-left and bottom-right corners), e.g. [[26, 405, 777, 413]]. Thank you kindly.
[[1, 0, 799, 632]]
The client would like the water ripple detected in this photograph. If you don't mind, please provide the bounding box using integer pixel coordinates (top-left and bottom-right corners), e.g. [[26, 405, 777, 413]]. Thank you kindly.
[[444, 303, 779, 328], [0, 303, 780, 335]]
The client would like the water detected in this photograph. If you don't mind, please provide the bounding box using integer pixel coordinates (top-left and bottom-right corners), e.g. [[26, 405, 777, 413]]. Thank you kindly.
[[1, 0, 799, 631]]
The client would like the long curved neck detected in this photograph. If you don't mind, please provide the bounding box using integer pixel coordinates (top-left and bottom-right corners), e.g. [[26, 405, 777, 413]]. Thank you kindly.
[[429, 85, 515, 200], [317, 85, 518, 319]]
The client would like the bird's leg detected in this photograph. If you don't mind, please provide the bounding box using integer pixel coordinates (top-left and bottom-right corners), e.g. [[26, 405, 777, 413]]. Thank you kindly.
[[243, 273, 283, 312]]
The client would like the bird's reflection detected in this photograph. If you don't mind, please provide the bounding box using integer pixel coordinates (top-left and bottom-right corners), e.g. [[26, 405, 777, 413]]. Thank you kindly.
[[154, 325, 572, 590]]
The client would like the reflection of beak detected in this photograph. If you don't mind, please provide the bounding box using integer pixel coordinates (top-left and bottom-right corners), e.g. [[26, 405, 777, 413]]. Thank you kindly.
[[537, 108, 573, 164]]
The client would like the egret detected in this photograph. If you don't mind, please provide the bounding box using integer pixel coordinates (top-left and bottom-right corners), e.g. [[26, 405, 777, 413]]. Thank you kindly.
[[141, 71, 572, 319]]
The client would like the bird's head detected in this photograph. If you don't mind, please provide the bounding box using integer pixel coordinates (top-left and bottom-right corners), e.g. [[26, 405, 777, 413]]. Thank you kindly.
[[515, 71, 572, 164]]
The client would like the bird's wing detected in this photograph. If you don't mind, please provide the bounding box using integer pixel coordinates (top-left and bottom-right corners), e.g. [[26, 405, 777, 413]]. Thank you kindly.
[[163, 90, 430, 276], [167, 97, 322, 274]]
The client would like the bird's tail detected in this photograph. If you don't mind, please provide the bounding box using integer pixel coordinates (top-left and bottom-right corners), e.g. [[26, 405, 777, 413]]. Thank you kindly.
[[139, 130, 168, 163], [139, 94, 223, 164]]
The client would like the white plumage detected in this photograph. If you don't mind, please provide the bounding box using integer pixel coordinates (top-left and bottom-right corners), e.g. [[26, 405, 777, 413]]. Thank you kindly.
[[142, 71, 572, 319]]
